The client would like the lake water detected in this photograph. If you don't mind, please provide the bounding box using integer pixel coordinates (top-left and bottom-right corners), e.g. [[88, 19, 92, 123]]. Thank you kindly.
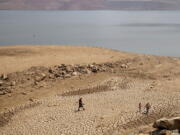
[[0, 10, 180, 57]]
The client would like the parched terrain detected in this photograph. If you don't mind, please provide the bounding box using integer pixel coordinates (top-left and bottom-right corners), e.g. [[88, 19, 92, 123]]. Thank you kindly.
[[0, 46, 180, 135]]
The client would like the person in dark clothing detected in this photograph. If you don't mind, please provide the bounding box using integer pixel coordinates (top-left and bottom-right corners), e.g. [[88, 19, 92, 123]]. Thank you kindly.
[[139, 102, 142, 113], [78, 98, 85, 111], [145, 102, 151, 115]]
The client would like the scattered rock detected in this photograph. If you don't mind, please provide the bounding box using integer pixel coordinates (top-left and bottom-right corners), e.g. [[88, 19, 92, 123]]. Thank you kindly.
[[72, 72, 78, 76], [1, 74, 8, 80], [86, 69, 91, 74], [65, 65, 73, 73], [159, 130, 172, 135], [7, 94, 12, 97], [91, 67, 98, 73], [29, 98, 34, 102], [120, 64, 128, 69], [6, 89, 12, 93], [35, 76, 42, 82], [88, 64, 94, 68], [48, 68, 53, 73], [34, 81, 38, 85], [0, 91, 5, 95], [49, 74, 55, 79], [54, 73, 61, 78], [10, 81, 16, 86], [37, 82, 47, 88], [21, 92, 27, 95], [41, 73, 46, 78], [60, 71, 66, 76], [35, 73, 46, 82], [151, 130, 172, 135], [0, 81, 3, 86], [64, 74, 71, 78], [153, 117, 180, 131]]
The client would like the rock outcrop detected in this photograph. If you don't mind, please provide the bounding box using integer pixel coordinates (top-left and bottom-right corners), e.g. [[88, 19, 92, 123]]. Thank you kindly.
[[153, 117, 180, 131], [0, 60, 131, 96]]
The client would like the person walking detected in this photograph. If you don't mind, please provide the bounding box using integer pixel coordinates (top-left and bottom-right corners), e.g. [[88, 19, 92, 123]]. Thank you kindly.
[[139, 102, 142, 113], [145, 102, 151, 115], [78, 97, 85, 111]]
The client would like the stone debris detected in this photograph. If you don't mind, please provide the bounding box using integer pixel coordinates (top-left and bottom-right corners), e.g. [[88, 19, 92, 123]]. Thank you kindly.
[[29, 98, 34, 102], [0, 91, 5, 95], [0, 61, 130, 96], [72, 72, 78, 76], [7, 94, 12, 97], [10, 81, 16, 86], [1, 74, 8, 80], [21, 92, 27, 95], [0, 81, 3, 86], [121, 64, 128, 69]]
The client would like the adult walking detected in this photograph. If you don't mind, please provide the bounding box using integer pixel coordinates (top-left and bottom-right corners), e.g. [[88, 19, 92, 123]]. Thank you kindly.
[[78, 97, 85, 111], [145, 102, 151, 115], [139, 102, 142, 113]]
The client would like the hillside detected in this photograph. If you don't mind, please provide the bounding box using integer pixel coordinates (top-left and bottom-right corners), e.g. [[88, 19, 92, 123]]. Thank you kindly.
[[1, 0, 180, 10], [0, 45, 180, 135]]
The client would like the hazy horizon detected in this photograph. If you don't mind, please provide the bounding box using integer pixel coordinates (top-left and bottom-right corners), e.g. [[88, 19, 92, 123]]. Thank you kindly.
[[1, 0, 180, 10]]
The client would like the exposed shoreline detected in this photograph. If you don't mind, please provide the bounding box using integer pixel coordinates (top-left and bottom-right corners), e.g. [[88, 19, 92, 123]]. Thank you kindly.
[[0, 45, 180, 134]]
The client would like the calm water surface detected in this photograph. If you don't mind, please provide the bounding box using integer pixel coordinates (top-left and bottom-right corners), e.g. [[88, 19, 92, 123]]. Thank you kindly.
[[0, 10, 180, 57]]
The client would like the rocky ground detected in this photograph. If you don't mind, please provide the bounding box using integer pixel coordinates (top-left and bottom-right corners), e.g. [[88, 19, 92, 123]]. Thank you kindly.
[[0, 46, 180, 135]]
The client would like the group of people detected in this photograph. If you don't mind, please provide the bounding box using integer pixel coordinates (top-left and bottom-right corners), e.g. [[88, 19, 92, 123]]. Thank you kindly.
[[139, 102, 151, 115], [77, 98, 151, 115]]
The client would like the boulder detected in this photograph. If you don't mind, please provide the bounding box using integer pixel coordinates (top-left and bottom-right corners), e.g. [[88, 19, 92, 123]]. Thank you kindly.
[[158, 130, 172, 135], [151, 130, 172, 135], [72, 72, 78, 76], [91, 66, 98, 73], [153, 117, 180, 131], [64, 74, 71, 78]]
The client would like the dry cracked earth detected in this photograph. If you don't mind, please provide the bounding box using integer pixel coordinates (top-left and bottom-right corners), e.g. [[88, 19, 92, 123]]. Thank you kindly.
[[0, 46, 180, 135]]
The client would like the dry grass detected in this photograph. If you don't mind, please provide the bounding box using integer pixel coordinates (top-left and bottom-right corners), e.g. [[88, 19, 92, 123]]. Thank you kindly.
[[0, 45, 133, 74]]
